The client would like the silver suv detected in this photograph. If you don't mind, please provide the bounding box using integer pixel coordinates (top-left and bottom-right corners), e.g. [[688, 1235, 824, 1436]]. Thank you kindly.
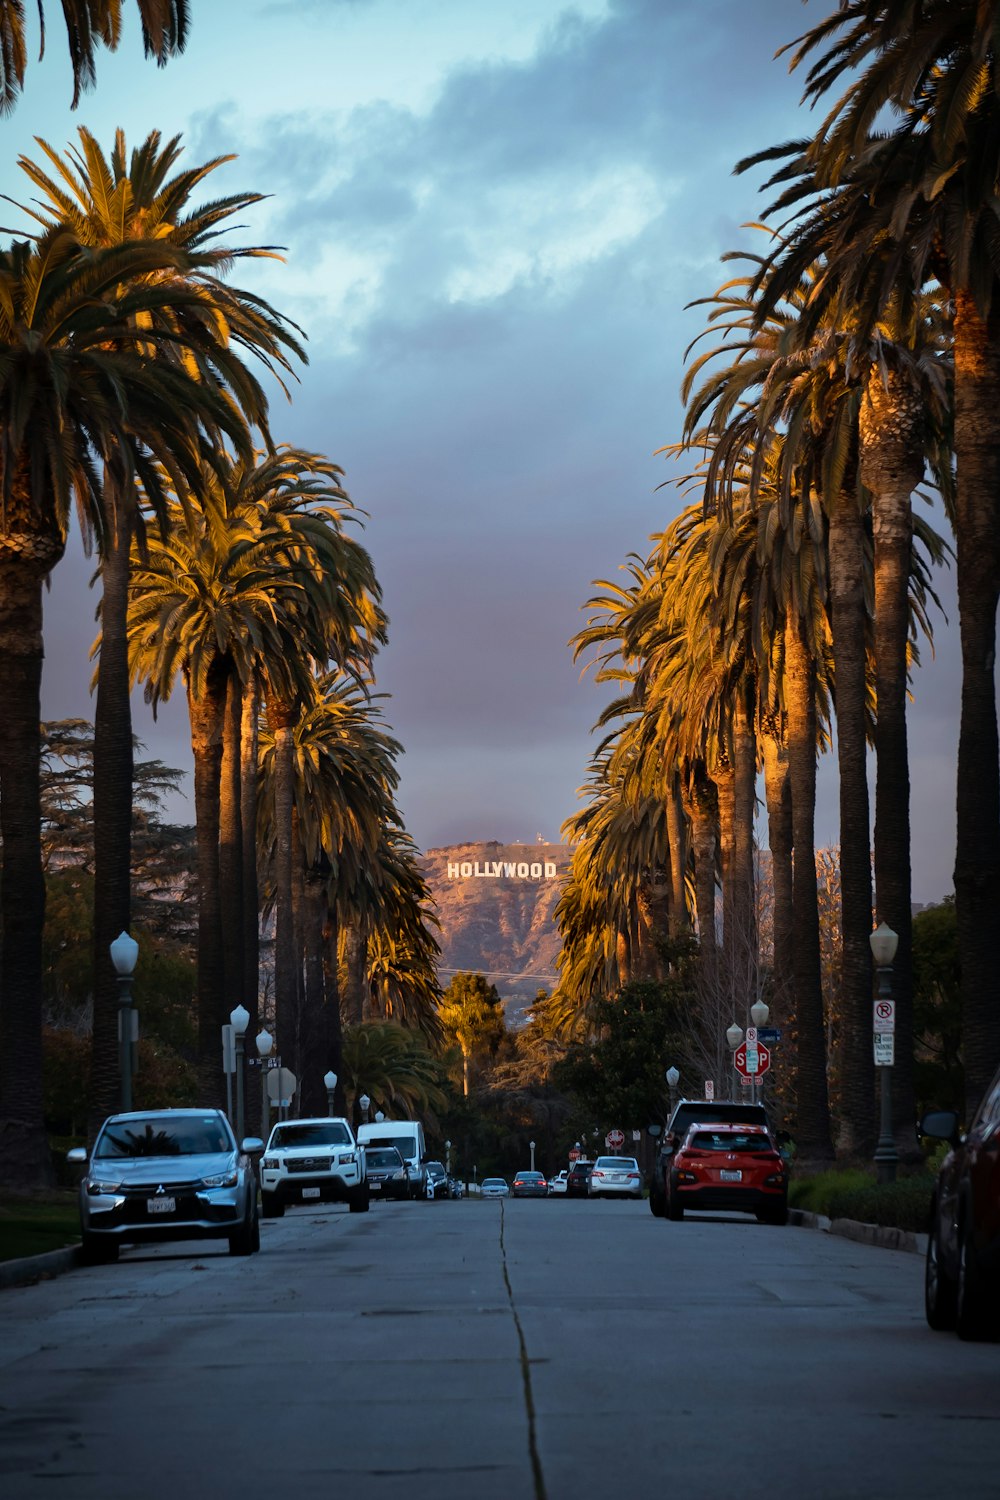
[[260, 1117, 368, 1215]]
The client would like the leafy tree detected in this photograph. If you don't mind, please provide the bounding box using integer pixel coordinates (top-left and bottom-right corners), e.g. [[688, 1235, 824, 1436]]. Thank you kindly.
[[437, 973, 507, 1098], [912, 898, 963, 1115]]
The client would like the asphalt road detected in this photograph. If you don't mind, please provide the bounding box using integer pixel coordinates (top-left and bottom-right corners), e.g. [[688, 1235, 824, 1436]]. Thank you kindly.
[[0, 1196, 996, 1500]]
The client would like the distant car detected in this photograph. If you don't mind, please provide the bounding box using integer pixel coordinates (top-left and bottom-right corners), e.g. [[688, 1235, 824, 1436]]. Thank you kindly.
[[665, 1123, 789, 1223], [511, 1170, 548, 1198], [921, 1059, 1000, 1340], [548, 1170, 568, 1196], [425, 1161, 448, 1198], [259, 1117, 368, 1216], [365, 1146, 409, 1200], [588, 1156, 642, 1200], [447, 1177, 465, 1199], [566, 1161, 593, 1198], [67, 1108, 262, 1263], [481, 1178, 509, 1198]]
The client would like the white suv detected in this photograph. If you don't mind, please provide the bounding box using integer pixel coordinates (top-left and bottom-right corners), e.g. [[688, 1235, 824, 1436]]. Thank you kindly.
[[260, 1117, 368, 1216]]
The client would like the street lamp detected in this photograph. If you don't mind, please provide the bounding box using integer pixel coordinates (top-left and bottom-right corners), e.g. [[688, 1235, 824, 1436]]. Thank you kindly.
[[869, 921, 899, 1185], [229, 1004, 249, 1141], [256, 1029, 273, 1141], [445, 1138, 452, 1174], [358, 1092, 371, 1126], [750, 999, 770, 1029], [666, 1065, 680, 1116], [324, 1070, 338, 1117], [110, 932, 139, 1111], [529, 1139, 536, 1171], [374, 1110, 385, 1123]]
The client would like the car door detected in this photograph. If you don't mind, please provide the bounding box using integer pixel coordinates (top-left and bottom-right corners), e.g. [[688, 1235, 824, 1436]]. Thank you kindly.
[[965, 1067, 1000, 1256]]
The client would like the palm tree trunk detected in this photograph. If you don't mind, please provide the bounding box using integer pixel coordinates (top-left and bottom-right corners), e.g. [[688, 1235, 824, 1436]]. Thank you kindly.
[[665, 770, 689, 936], [322, 894, 346, 1116], [188, 655, 229, 1107], [733, 693, 758, 991], [861, 365, 924, 1156], [761, 720, 793, 1019], [219, 659, 245, 1013], [785, 612, 834, 1160], [290, 812, 306, 1080], [688, 763, 718, 964], [0, 545, 58, 1188], [267, 694, 299, 1083], [90, 498, 134, 1137], [240, 676, 260, 1024], [298, 862, 328, 1117], [341, 912, 368, 1026], [952, 289, 1000, 1119], [828, 484, 874, 1155]]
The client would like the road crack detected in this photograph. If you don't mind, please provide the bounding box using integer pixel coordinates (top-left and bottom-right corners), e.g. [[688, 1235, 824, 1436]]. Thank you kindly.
[[499, 1201, 547, 1500]]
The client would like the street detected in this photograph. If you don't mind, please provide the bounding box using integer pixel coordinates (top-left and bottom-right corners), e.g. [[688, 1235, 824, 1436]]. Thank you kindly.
[[0, 1198, 996, 1500]]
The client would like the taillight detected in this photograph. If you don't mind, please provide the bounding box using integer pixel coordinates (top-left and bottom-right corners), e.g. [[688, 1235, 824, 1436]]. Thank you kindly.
[[592, 1170, 605, 1178], [627, 1173, 639, 1180]]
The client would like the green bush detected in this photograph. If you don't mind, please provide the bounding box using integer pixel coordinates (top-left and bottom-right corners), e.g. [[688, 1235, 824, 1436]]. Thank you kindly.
[[790, 1168, 934, 1234]]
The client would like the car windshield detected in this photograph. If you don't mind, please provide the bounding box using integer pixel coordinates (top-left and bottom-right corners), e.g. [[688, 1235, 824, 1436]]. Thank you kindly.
[[95, 1116, 232, 1159], [270, 1122, 352, 1149], [367, 1149, 403, 1169], [426, 1162, 446, 1176], [366, 1135, 417, 1158], [687, 1131, 769, 1152], [595, 1157, 638, 1170]]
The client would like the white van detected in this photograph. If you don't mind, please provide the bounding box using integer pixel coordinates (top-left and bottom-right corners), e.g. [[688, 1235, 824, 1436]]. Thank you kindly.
[[357, 1120, 426, 1199]]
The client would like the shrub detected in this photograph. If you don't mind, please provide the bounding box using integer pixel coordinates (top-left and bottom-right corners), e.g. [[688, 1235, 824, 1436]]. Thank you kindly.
[[790, 1167, 934, 1234]]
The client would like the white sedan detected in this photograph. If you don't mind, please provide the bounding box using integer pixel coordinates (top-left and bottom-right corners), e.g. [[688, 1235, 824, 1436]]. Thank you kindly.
[[548, 1170, 568, 1196], [587, 1156, 643, 1199], [480, 1177, 509, 1198]]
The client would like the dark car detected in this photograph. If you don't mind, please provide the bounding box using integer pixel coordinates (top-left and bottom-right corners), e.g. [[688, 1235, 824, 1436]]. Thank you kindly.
[[424, 1160, 448, 1198], [921, 1060, 1000, 1340], [566, 1160, 594, 1198], [649, 1099, 772, 1218], [67, 1108, 262, 1263], [511, 1170, 548, 1198], [365, 1146, 409, 1200]]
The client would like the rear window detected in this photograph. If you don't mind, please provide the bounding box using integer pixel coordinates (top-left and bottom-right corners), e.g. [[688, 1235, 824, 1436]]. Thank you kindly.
[[687, 1131, 770, 1152], [366, 1149, 403, 1168], [595, 1157, 638, 1170], [669, 1103, 768, 1138]]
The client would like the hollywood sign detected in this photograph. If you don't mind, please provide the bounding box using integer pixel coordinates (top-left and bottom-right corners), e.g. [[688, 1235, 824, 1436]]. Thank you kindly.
[[447, 860, 559, 880]]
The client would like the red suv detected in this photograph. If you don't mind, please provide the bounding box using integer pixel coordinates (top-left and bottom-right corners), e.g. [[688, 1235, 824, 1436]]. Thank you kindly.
[[565, 1160, 593, 1198], [665, 1123, 789, 1224], [922, 1059, 1000, 1340]]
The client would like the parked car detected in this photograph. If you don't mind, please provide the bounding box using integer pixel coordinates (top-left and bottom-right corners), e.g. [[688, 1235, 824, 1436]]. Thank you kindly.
[[424, 1160, 448, 1198], [511, 1170, 548, 1198], [588, 1156, 643, 1200], [447, 1177, 465, 1199], [364, 1146, 409, 1200], [481, 1177, 509, 1198], [67, 1108, 262, 1263], [357, 1120, 426, 1199], [648, 1099, 773, 1217], [665, 1123, 789, 1223], [548, 1170, 568, 1196], [921, 1059, 1000, 1340], [260, 1117, 368, 1216], [566, 1160, 594, 1198]]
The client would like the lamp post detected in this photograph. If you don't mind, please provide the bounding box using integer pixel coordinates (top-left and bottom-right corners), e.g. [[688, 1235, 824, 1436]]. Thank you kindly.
[[359, 1092, 371, 1127], [665, 1065, 680, 1117], [230, 1004, 250, 1141], [870, 921, 899, 1185], [726, 1022, 743, 1097], [110, 932, 139, 1112], [324, 1070, 338, 1117], [445, 1139, 452, 1175], [374, 1110, 384, 1123], [256, 1029, 273, 1141], [529, 1139, 536, 1171]]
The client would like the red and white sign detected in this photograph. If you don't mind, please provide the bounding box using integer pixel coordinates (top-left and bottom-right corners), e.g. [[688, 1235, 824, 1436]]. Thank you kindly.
[[873, 1000, 896, 1034], [734, 1042, 771, 1078], [605, 1128, 625, 1150], [568, 1148, 580, 1163], [705, 1080, 715, 1100]]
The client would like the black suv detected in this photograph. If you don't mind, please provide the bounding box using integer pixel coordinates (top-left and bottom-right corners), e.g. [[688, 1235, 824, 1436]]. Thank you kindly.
[[921, 1059, 1000, 1340], [648, 1099, 772, 1218], [566, 1160, 594, 1198]]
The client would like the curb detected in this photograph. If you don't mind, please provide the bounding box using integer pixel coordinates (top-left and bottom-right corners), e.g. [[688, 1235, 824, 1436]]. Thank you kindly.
[[789, 1206, 927, 1257], [0, 1244, 82, 1291]]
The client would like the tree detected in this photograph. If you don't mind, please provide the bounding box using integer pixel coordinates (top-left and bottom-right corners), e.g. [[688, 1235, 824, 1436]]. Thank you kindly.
[[438, 974, 507, 1097], [0, 0, 189, 113]]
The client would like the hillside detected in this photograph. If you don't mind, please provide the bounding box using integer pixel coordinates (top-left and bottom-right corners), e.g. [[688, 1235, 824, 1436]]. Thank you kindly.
[[421, 840, 571, 1021]]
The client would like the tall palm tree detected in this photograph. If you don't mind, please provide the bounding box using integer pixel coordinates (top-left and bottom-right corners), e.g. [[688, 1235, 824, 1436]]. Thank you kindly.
[[0, 227, 245, 1186], [8, 125, 305, 1132], [0, 0, 189, 113]]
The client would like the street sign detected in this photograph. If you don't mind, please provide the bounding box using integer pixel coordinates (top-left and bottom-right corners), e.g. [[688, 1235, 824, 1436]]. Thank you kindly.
[[873, 1000, 896, 1034], [734, 1042, 771, 1078], [267, 1067, 297, 1106], [605, 1128, 625, 1150], [221, 1024, 235, 1075], [756, 1027, 782, 1043], [705, 1080, 714, 1100], [746, 1027, 758, 1044], [739, 1073, 754, 1087], [874, 1033, 895, 1067], [568, 1148, 580, 1163]]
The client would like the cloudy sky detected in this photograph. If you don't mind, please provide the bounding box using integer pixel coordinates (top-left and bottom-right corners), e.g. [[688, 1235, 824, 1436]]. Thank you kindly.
[[4, 0, 962, 902]]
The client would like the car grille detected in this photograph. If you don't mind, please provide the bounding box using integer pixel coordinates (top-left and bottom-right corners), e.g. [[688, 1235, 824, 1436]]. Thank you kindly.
[[287, 1157, 333, 1173]]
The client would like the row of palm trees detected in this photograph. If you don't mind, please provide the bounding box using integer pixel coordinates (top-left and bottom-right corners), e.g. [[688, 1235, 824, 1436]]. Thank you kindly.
[[0, 125, 440, 1188], [551, 0, 1000, 1157]]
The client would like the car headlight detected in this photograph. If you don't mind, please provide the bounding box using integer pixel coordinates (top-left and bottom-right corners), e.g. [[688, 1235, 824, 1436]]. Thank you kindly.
[[85, 1178, 122, 1195], [262, 1156, 281, 1170], [392, 1170, 405, 1180], [337, 1154, 357, 1167], [201, 1170, 239, 1188]]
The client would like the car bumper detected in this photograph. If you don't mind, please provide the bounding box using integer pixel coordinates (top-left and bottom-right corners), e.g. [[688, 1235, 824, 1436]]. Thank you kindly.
[[80, 1186, 247, 1241], [261, 1174, 358, 1206], [675, 1185, 786, 1213]]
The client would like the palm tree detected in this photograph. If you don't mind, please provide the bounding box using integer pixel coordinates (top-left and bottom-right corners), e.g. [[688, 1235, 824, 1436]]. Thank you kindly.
[[7, 126, 305, 1132], [0, 0, 189, 112], [0, 227, 247, 1186]]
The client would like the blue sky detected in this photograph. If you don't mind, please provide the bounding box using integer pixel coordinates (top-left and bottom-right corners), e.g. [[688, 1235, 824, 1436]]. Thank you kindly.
[[5, 0, 961, 902]]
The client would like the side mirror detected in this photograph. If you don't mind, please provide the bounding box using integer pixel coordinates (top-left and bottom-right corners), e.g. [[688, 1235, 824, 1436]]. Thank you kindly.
[[647, 1124, 663, 1138], [241, 1137, 265, 1155], [918, 1109, 961, 1147], [67, 1147, 88, 1165]]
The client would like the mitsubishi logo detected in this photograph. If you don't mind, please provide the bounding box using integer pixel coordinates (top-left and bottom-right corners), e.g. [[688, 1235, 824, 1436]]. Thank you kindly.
[[156, 1185, 166, 1195]]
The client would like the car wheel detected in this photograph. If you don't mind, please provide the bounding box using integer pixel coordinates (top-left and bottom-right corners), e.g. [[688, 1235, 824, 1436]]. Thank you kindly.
[[349, 1183, 371, 1214], [924, 1210, 957, 1331], [666, 1175, 684, 1221], [649, 1180, 665, 1218], [228, 1213, 255, 1256], [80, 1231, 118, 1265], [261, 1192, 284, 1218], [956, 1213, 998, 1341]]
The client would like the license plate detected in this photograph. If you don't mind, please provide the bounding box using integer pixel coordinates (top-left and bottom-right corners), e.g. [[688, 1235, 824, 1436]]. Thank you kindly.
[[147, 1197, 176, 1213], [720, 1170, 742, 1182], [370, 1182, 382, 1190], [301, 1186, 321, 1199]]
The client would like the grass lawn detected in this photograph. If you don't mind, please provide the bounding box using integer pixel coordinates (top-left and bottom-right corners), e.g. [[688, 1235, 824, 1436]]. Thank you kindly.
[[0, 1192, 81, 1263]]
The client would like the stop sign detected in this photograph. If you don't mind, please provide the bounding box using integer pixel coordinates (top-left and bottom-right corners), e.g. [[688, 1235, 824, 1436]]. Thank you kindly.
[[734, 1042, 770, 1078], [605, 1128, 625, 1150]]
